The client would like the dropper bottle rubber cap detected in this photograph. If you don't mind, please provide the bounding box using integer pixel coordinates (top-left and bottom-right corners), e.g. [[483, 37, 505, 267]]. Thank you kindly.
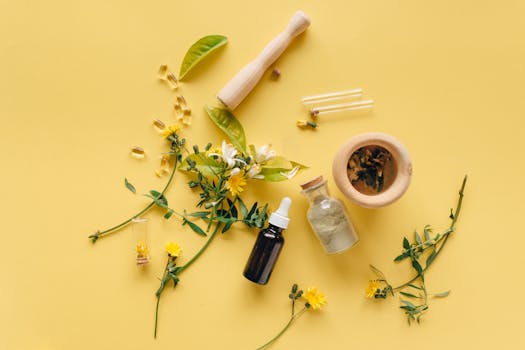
[[268, 197, 292, 229]]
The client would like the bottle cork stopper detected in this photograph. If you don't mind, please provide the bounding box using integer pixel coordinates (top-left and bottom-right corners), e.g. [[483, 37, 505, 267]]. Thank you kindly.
[[300, 176, 325, 190]]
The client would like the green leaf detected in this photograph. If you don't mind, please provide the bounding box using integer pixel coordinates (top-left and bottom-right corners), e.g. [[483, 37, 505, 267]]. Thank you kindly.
[[290, 160, 309, 170], [149, 190, 161, 197], [229, 203, 238, 219], [124, 178, 136, 194], [262, 156, 293, 169], [394, 253, 409, 262], [180, 153, 223, 177], [147, 190, 168, 208], [411, 259, 423, 275], [238, 197, 248, 218], [183, 219, 207, 236], [258, 167, 293, 182], [423, 225, 432, 241], [258, 160, 307, 182], [170, 274, 180, 287], [426, 251, 437, 267], [414, 231, 422, 245], [247, 202, 258, 219], [205, 106, 246, 153], [221, 218, 235, 233], [259, 203, 269, 222], [408, 284, 423, 290], [248, 144, 257, 159], [164, 210, 174, 219], [399, 291, 419, 298], [401, 300, 416, 309], [179, 35, 228, 80], [433, 290, 451, 298], [188, 211, 211, 218], [403, 237, 410, 250]]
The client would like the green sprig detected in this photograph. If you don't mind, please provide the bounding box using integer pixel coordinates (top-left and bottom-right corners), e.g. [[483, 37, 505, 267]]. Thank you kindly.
[[88, 134, 185, 243], [368, 175, 468, 324]]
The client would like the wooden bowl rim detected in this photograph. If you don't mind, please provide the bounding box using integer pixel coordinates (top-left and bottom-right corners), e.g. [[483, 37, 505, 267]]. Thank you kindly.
[[332, 132, 412, 208]]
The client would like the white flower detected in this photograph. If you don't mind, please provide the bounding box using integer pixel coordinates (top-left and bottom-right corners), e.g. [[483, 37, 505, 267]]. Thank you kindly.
[[230, 167, 241, 176], [280, 166, 300, 180], [247, 164, 264, 179], [255, 144, 276, 163], [221, 141, 239, 168]]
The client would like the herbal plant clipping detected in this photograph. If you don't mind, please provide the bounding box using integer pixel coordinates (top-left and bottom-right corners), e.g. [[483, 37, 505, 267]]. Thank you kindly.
[[89, 34, 229, 243], [257, 284, 326, 350], [366, 176, 467, 324], [89, 87, 305, 339]]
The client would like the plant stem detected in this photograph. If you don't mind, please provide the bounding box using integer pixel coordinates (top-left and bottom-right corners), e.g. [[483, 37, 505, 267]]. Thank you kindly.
[[154, 258, 171, 338], [89, 157, 179, 243], [178, 223, 221, 274], [153, 223, 221, 338], [393, 175, 467, 291], [256, 307, 307, 350], [154, 296, 161, 338]]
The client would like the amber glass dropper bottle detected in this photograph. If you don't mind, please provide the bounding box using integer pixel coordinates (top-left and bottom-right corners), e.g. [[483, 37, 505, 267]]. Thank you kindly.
[[243, 197, 291, 285]]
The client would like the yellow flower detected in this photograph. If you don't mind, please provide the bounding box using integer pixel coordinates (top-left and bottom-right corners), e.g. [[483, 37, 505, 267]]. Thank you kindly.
[[226, 171, 247, 197], [136, 240, 149, 257], [302, 287, 327, 310], [166, 242, 182, 257], [206, 145, 222, 157], [366, 280, 381, 298], [161, 125, 179, 139]]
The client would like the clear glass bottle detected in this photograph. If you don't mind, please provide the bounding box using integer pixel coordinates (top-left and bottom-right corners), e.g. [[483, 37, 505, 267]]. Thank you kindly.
[[132, 218, 150, 266], [300, 176, 359, 254]]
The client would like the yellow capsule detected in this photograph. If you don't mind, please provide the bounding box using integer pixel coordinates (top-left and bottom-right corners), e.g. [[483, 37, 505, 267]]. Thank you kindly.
[[166, 72, 178, 89], [158, 64, 168, 80], [131, 146, 146, 159], [296, 120, 318, 129], [152, 119, 166, 132], [176, 95, 187, 107], [182, 106, 191, 116], [182, 115, 192, 126], [160, 154, 170, 167], [156, 154, 171, 176]]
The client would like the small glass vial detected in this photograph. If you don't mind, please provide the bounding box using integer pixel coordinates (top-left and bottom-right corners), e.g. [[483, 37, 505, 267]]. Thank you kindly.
[[300, 176, 358, 254], [132, 218, 150, 266]]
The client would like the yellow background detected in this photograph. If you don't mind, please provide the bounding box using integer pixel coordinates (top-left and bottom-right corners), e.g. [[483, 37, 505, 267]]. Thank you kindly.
[[1, 0, 524, 348]]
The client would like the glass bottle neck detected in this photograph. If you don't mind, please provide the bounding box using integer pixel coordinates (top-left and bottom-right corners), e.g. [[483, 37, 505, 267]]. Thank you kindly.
[[301, 183, 330, 204]]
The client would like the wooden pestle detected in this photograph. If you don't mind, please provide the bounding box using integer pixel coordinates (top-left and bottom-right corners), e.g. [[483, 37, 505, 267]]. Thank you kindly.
[[216, 10, 311, 110]]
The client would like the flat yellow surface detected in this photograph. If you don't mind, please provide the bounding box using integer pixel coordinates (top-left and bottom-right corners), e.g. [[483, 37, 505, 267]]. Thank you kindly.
[[1, 0, 524, 349]]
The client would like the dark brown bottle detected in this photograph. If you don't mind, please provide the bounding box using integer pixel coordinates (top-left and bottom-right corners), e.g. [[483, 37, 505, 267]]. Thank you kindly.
[[243, 197, 291, 285]]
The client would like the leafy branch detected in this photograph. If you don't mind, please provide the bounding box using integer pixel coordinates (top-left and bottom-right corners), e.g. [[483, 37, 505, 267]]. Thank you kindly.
[[88, 133, 185, 243], [256, 284, 326, 350], [154, 223, 221, 338], [368, 175, 467, 324]]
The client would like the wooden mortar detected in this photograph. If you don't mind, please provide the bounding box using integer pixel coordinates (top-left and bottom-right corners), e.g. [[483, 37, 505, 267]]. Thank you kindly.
[[332, 132, 412, 208]]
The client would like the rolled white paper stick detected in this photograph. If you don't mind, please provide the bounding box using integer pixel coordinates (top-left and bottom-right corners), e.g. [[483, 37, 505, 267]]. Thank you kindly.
[[311, 99, 375, 116], [301, 88, 363, 104]]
